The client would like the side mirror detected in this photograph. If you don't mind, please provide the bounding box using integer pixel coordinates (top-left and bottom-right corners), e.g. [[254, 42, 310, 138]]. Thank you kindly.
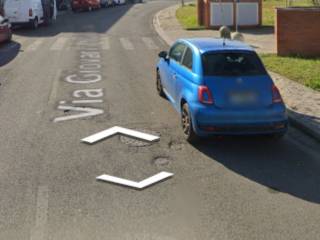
[[158, 51, 168, 60]]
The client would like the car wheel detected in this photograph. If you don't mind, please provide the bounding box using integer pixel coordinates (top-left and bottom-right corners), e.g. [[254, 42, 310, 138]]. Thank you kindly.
[[32, 18, 38, 29], [156, 69, 165, 98], [181, 103, 198, 143]]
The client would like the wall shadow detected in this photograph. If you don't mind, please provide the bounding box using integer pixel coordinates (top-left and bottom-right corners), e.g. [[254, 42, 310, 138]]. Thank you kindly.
[[240, 26, 274, 36], [191, 131, 320, 204], [0, 41, 21, 67], [12, 3, 136, 38]]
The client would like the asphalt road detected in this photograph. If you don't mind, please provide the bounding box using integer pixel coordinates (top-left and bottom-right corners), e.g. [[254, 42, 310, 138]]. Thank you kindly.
[[0, 1, 320, 239]]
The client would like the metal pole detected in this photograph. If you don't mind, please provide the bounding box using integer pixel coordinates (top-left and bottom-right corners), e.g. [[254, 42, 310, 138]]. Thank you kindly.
[[235, 0, 238, 32]]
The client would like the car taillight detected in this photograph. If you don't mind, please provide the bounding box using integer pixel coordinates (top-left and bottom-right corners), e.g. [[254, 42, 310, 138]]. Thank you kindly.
[[198, 86, 213, 104], [272, 84, 283, 103], [29, 8, 33, 17]]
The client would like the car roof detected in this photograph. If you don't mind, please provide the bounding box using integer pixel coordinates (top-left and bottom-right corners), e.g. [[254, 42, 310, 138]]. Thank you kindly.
[[181, 38, 254, 54]]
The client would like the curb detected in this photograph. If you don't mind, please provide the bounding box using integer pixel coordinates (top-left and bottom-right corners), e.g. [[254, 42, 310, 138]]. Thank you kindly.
[[287, 110, 320, 142], [153, 7, 174, 46], [153, 7, 320, 142]]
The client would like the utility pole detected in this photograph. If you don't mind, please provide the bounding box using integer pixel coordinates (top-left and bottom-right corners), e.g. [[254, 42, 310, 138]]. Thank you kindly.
[[181, 0, 185, 7]]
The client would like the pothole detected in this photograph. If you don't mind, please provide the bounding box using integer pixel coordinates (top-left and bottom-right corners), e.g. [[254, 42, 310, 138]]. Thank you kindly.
[[169, 140, 185, 151], [119, 129, 160, 147], [153, 156, 171, 167]]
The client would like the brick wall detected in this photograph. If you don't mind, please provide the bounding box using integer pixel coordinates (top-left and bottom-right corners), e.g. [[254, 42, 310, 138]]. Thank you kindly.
[[276, 8, 320, 57]]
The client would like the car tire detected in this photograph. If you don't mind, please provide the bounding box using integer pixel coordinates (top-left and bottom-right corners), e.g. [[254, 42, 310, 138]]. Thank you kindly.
[[181, 103, 199, 143], [31, 17, 38, 29], [156, 69, 165, 98]]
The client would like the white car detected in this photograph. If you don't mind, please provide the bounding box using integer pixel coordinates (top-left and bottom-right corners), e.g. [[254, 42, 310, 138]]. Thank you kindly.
[[4, 0, 56, 29]]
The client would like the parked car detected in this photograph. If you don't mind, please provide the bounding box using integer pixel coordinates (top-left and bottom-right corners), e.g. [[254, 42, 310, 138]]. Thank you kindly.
[[57, 0, 68, 10], [113, 0, 126, 5], [0, 15, 12, 43], [4, 0, 49, 29], [100, 0, 113, 7], [71, 0, 101, 12], [156, 38, 288, 142]]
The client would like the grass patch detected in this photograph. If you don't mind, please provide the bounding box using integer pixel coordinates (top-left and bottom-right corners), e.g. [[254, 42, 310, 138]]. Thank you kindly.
[[260, 54, 320, 91], [262, 0, 314, 26], [176, 4, 205, 30], [262, 0, 286, 26]]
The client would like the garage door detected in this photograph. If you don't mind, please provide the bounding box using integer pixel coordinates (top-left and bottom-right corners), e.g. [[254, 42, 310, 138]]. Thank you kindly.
[[236, 3, 259, 26], [210, 3, 234, 27]]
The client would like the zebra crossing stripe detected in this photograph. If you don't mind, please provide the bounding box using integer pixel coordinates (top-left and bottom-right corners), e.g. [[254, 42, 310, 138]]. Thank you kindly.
[[142, 37, 159, 50], [100, 37, 110, 50], [120, 38, 134, 50], [14, 37, 27, 45], [50, 37, 68, 51], [25, 39, 44, 52], [19, 37, 161, 52]]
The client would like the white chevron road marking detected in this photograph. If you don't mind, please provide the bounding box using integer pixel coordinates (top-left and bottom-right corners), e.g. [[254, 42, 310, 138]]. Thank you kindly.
[[81, 126, 160, 144], [97, 172, 173, 189]]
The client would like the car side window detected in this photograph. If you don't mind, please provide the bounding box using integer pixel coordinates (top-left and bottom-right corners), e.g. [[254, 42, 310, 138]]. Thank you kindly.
[[181, 47, 193, 70], [169, 43, 186, 63]]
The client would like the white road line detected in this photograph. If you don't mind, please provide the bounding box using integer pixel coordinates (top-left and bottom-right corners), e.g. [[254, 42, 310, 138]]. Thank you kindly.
[[100, 37, 110, 50], [81, 126, 160, 144], [120, 38, 134, 50], [97, 172, 174, 189], [25, 39, 44, 52], [50, 37, 68, 51], [30, 185, 49, 240], [142, 37, 159, 50]]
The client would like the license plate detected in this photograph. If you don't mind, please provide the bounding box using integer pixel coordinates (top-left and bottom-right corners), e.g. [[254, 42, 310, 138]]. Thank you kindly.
[[229, 91, 257, 105]]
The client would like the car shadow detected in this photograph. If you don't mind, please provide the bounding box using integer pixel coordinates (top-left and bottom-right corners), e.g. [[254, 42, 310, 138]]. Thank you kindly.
[[12, 3, 135, 38], [190, 131, 320, 204], [0, 41, 21, 67]]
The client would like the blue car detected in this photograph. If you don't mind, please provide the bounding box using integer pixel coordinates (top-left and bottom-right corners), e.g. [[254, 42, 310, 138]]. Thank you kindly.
[[156, 38, 288, 142]]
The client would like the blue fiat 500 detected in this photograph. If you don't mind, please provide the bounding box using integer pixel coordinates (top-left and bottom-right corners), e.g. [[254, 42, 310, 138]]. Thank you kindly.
[[156, 38, 288, 142]]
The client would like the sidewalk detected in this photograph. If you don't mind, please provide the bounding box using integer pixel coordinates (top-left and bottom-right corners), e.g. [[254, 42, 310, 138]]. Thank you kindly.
[[154, 5, 275, 54], [153, 5, 320, 141]]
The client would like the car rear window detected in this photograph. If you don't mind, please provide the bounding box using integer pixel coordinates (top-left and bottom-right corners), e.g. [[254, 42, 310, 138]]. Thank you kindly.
[[202, 52, 267, 76]]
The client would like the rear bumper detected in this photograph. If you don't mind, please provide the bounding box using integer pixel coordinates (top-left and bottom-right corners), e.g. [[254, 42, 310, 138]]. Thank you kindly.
[[190, 103, 288, 136], [11, 20, 33, 26]]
